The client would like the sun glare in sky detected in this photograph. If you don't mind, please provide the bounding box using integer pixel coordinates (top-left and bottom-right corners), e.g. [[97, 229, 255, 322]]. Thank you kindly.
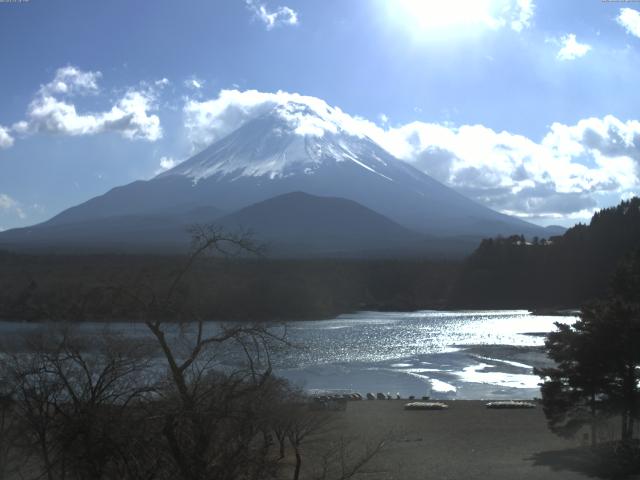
[[387, 0, 505, 37], [392, 0, 500, 32]]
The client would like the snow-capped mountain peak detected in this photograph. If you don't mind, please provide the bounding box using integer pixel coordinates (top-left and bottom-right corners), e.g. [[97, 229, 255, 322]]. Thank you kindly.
[[160, 101, 393, 182], [22, 93, 548, 243]]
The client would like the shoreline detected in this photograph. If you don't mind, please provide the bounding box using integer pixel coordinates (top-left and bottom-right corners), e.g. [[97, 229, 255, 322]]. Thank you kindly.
[[278, 343, 554, 401], [313, 400, 597, 479], [0, 306, 581, 324]]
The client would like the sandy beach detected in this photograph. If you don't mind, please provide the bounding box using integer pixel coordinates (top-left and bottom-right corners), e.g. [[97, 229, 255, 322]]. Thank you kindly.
[[298, 400, 608, 480]]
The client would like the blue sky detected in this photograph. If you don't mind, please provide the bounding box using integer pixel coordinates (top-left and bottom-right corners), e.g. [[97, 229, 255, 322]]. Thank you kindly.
[[1, 0, 639, 230]]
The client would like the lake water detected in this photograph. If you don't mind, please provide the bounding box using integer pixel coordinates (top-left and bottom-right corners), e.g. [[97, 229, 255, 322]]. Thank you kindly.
[[274, 310, 576, 400], [0, 310, 577, 400]]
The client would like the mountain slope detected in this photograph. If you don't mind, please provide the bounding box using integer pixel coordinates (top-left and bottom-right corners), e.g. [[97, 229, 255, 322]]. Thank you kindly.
[[0, 193, 432, 256], [41, 102, 546, 238], [0, 206, 224, 253], [0, 100, 554, 256], [216, 191, 429, 256]]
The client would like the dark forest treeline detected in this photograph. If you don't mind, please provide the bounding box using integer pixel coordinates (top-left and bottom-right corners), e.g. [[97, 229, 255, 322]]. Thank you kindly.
[[0, 253, 458, 322], [451, 197, 640, 309], [2, 197, 638, 322]]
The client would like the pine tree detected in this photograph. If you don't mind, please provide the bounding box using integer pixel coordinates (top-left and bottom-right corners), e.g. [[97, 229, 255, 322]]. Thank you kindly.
[[537, 249, 640, 445]]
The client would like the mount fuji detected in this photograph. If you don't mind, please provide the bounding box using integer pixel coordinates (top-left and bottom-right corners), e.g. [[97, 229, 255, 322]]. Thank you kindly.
[[0, 100, 559, 256]]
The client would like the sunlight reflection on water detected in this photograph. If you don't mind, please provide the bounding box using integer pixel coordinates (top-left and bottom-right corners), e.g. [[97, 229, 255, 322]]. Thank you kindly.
[[276, 310, 577, 399], [0, 310, 577, 399], [281, 310, 567, 367]]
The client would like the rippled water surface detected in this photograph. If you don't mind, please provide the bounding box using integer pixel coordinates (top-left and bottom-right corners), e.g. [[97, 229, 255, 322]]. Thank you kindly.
[[274, 310, 577, 399], [282, 310, 559, 365], [0, 310, 577, 399]]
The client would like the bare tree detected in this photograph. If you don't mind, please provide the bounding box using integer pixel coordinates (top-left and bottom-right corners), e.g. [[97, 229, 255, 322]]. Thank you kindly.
[[0, 379, 20, 480], [1, 326, 157, 480], [117, 225, 289, 480], [286, 403, 333, 480], [0, 224, 391, 480], [312, 435, 389, 480], [283, 400, 391, 480]]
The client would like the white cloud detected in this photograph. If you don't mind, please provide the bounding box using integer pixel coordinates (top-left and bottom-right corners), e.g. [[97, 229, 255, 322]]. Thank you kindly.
[[0, 194, 25, 219], [557, 34, 592, 60], [183, 89, 379, 151], [25, 89, 162, 141], [104, 90, 163, 141], [380, 116, 639, 217], [0, 194, 16, 210], [246, 0, 298, 30], [184, 77, 204, 90], [182, 89, 640, 219], [617, 7, 640, 38], [13, 67, 162, 143], [155, 78, 170, 88], [159, 156, 177, 170], [0, 126, 14, 149], [42, 65, 102, 96], [11, 121, 29, 135], [510, 0, 534, 32]]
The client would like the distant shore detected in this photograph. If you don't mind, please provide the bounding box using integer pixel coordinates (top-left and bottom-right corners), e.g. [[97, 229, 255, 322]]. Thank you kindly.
[[531, 308, 581, 317], [0, 306, 577, 324]]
